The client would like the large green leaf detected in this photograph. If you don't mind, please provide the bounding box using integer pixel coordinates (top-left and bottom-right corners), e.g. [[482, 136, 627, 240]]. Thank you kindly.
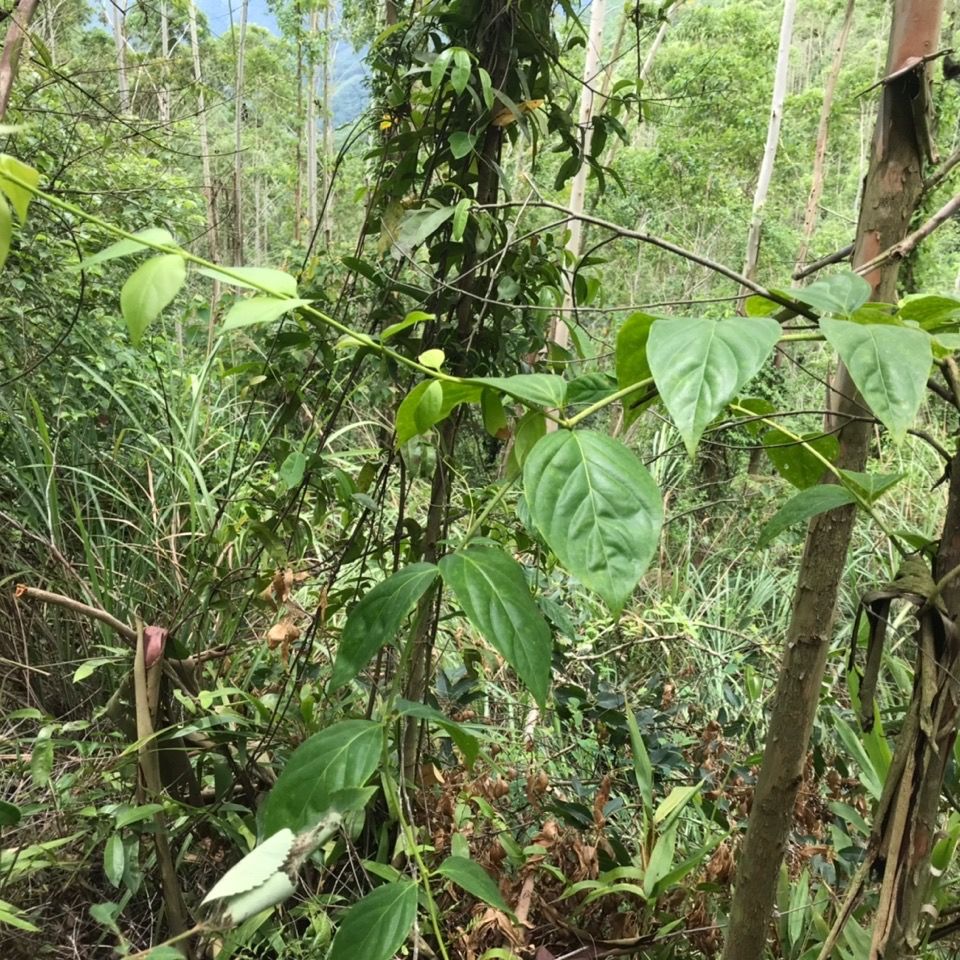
[[120, 254, 186, 345], [615, 311, 656, 424], [761, 428, 839, 490], [221, 297, 312, 332], [898, 294, 960, 332], [393, 205, 456, 256], [647, 317, 780, 456], [436, 856, 513, 915], [197, 265, 297, 298], [790, 271, 871, 317], [329, 880, 417, 960], [820, 317, 931, 441], [79, 227, 174, 268], [438, 547, 552, 706], [522, 430, 662, 613], [471, 374, 568, 410], [758, 484, 858, 547], [394, 699, 487, 767], [259, 720, 382, 836], [331, 564, 440, 689]]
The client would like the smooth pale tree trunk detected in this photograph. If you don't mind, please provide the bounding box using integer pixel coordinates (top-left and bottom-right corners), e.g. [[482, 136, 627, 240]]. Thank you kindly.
[[0, 0, 39, 121], [188, 0, 221, 350], [109, 0, 130, 114], [742, 0, 798, 286], [158, 0, 171, 126], [794, 0, 856, 277], [549, 0, 606, 355], [306, 8, 320, 239], [294, 7, 304, 244], [721, 5, 945, 959], [233, 0, 249, 264], [321, 0, 334, 249]]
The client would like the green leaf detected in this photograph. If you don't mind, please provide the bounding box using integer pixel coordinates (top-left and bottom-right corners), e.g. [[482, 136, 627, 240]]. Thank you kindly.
[[394, 205, 456, 256], [394, 699, 484, 767], [103, 834, 125, 888], [471, 374, 567, 409], [439, 547, 552, 706], [647, 316, 781, 456], [451, 198, 471, 241], [505, 410, 546, 478], [0, 194, 11, 272], [437, 856, 513, 915], [481, 389, 508, 437], [30, 736, 53, 787], [0, 800, 21, 827], [197, 265, 297, 298], [566, 372, 618, 406], [451, 49, 471, 94], [899, 293, 960, 331], [72, 656, 116, 683], [643, 824, 677, 898], [653, 784, 701, 827], [523, 430, 663, 613], [837, 469, 904, 503], [450, 132, 476, 159], [120, 254, 187, 345], [418, 348, 445, 370], [820, 317, 931, 441], [431, 48, 453, 90], [625, 708, 653, 816], [478, 67, 494, 108], [381, 310, 434, 341], [736, 396, 776, 437], [329, 880, 417, 960], [615, 311, 656, 422], [0, 899, 39, 932], [396, 380, 482, 445], [758, 485, 858, 547], [0, 155, 39, 222], [221, 297, 312, 332], [331, 564, 440, 689], [762, 428, 839, 490], [279, 452, 307, 490], [79, 227, 174, 269], [790, 272, 871, 317], [259, 720, 383, 836]]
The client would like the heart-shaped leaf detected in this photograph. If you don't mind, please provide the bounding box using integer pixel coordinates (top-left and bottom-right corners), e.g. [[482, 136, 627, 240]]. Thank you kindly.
[[648, 316, 780, 456], [523, 430, 662, 613], [761, 428, 839, 489], [790, 271, 871, 317], [820, 317, 931, 441], [329, 880, 418, 960]]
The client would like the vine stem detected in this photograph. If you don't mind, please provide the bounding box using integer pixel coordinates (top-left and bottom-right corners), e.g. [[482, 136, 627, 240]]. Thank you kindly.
[[458, 474, 520, 547], [729, 403, 906, 554]]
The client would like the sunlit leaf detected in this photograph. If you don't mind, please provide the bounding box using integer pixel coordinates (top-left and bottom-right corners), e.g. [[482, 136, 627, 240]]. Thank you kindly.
[[329, 880, 417, 960], [221, 297, 312, 332], [120, 254, 187, 345]]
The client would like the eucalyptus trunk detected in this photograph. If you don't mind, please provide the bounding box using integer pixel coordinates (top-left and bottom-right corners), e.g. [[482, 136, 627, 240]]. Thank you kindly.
[[794, 0, 856, 277], [722, 4, 944, 959], [110, 0, 130, 115], [233, 0, 249, 264], [0, 0, 39, 121], [742, 0, 797, 286]]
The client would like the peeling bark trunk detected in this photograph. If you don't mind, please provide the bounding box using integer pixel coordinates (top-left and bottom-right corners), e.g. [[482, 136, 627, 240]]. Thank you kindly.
[[794, 0, 856, 277], [550, 0, 606, 354], [721, 5, 944, 960], [110, 0, 130, 114], [0, 0, 39, 122], [742, 0, 798, 286], [306, 7, 319, 239], [233, 0, 249, 264]]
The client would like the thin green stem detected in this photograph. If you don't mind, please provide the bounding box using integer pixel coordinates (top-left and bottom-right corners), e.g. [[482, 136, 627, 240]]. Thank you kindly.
[[562, 376, 655, 428], [729, 403, 905, 553], [459, 474, 520, 547]]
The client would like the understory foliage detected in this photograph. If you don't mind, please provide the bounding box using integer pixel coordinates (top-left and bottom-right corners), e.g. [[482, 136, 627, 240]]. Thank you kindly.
[[3, 2, 960, 959]]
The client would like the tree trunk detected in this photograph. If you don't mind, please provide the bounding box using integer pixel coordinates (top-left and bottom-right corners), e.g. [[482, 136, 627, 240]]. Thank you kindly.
[[306, 8, 319, 239], [794, 0, 856, 276], [742, 0, 798, 286], [294, 6, 304, 245], [110, 0, 130, 114], [321, 0, 334, 250], [233, 0, 249, 264], [721, 5, 944, 960], [188, 0, 221, 350], [158, 0, 171, 126], [0, 0, 39, 122], [549, 0, 606, 354]]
